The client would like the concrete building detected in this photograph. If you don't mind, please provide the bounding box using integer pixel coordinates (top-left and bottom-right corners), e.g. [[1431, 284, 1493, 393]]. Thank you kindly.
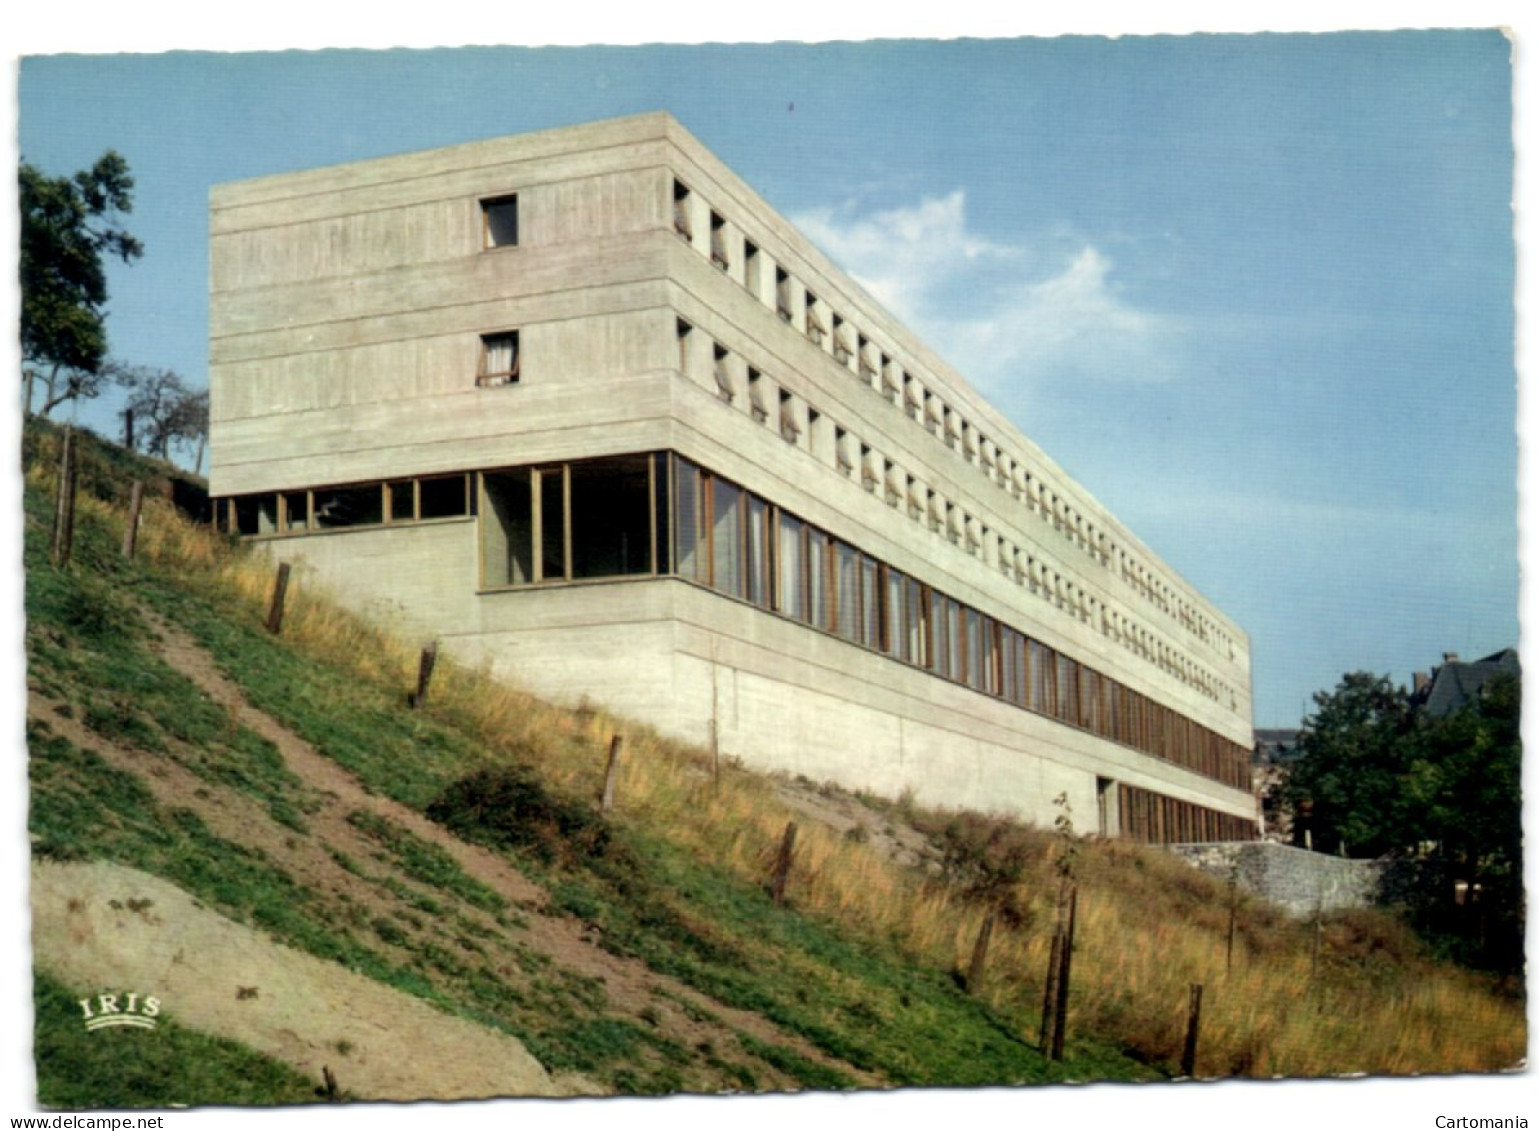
[[209, 112, 1258, 841]]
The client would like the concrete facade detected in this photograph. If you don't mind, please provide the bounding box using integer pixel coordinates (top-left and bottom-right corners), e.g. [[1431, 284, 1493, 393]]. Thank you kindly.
[[210, 112, 1258, 839]]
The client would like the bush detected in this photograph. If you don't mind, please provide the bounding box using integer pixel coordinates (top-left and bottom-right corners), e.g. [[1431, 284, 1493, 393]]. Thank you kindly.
[[426, 763, 611, 866]]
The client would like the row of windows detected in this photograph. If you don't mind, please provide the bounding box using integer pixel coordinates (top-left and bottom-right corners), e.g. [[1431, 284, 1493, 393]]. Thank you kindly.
[[1117, 782, 1256, 845], [677, 314, 1238, 710], [668, 455, 1249, 791], [472, 178, 1233, 665], [217, 473, 474, 536], [669, 176, 1239, 670], [217, 451, 1252, 794]]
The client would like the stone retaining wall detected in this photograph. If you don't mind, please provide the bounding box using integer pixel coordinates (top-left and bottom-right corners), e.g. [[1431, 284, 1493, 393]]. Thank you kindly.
[[1168, 841, 1385, 916]]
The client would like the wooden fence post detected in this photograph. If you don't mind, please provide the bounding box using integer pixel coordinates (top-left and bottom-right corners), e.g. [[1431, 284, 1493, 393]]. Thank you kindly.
[[265, 562, 292, 635], [121, 480, 146, 560], [1050, 882, 1078, 1061], [1181, 983, 1203, 1077], [1039, 878, 1072, 1053], [409, 643, 438, 708], [966, 910, 996, 995], [771, 821, 798, 906], [601, 734, 624, 812], [1225, 868, 1239, 975], [50, 425, 77, 568]]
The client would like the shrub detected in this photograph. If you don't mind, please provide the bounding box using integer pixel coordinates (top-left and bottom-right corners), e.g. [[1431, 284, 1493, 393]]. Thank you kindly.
[[426, 763, 611, 866]]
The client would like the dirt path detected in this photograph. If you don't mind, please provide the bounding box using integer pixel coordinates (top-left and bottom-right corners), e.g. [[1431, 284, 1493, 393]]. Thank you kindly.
[[27, 603, 882, 1095], [33, 859, 573, 1101]]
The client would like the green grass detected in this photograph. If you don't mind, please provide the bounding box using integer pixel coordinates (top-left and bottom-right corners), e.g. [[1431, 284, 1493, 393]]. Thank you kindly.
[[345, 809, 505, 914], [23, 428, 1161, 1096], [34, 972, 323, 1108]]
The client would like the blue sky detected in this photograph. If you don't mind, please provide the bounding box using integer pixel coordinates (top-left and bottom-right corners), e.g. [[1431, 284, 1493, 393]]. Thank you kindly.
[[16, 32, 1517, 729]]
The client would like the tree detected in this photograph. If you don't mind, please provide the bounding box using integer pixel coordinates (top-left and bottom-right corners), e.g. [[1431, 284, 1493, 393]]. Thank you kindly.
[[20, 151, 143, 416], [1283, 672, 1418, 857], [168, 387, 210, 474], [1405, 673, 1523, 971], [1284, 668, 1523, 972], [117, 366, 188, 460]]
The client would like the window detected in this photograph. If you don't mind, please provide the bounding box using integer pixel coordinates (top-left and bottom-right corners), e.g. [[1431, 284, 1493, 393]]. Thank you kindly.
[[858, 337, 878, 383], [776, 512, 806, 620], [831, 315, 853, 365], [677, 319, 693, 376], [478, 332, 520, 387], [281, 490, 309, 532], [744, 240, 762, 295], [314, 484, 383, 530], [805, 293, 826, 346], [710, 476, 745, 599], [835, 427, 854, 475], [779, 391, 802, 443], [234, 494, 278, 536], [776, 268, 793, 322], [481, 195, 519, 248], [745, 495, 770, 608], [420, 474, 470, 519], [570, 457, 654, 579], [482, 468, 535, 586], [713, 345, 735, 402], [673, 180, 693, 240], [387, 480, 414, 523], [710, 212, 728, 270], [747, 368, 768, 422]]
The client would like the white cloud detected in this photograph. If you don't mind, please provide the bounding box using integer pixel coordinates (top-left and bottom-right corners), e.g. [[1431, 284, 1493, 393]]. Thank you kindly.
[[792, 192, 1183, 391]]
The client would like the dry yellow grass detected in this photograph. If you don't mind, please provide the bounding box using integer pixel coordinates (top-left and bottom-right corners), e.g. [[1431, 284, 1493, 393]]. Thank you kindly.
[[112, 490, 1526, 1080]]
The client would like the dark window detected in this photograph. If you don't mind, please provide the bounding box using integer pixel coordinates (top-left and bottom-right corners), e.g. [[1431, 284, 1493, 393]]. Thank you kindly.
[[482, 195, 519, 248], [540, 468, 566, 582], [420, 475, 469, 519], [234, 494, 278, 536], [387, 480, 414, 522], [481, 469, 534, 586], [314, 484, 382, 529], [570, 456, 653, 579]]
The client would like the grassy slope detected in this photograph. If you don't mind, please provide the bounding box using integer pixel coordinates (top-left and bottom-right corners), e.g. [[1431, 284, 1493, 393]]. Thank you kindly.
[[23, 426, 1149, 1102], [22, 421, 1525, 1104]]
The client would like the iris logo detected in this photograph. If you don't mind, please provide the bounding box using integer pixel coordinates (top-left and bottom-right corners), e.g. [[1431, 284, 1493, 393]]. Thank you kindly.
[[77, 991, 161, 1032]]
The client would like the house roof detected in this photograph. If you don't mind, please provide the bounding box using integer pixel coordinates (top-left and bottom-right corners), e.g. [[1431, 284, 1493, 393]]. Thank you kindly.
[[1414, 648, 1520, 718]]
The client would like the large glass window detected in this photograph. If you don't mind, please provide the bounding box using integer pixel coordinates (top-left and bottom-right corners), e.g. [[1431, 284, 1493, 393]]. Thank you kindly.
[[711, 476, 744, 599], [420, 475, 469, 519], [571, 456, 653, 579], [674, 458, 705, 583], [539, 469, 566, 581], [776, 512, 806, 620], [860, 556, 881, 651], [807, 529, 831, 631], [314, 484, 382, 529], [481, 469, 534, 586], [746, 496, 770, 608]]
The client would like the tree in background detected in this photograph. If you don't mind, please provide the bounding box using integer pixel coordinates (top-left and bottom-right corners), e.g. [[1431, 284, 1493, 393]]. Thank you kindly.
[[1284, 672, 1418, 858], [168, 387, 210, 474], [20, 151, 144, 417], [117, 365, 189, 460], [1406, 673, 1522, 972], [1285, 669, 1522, 972]]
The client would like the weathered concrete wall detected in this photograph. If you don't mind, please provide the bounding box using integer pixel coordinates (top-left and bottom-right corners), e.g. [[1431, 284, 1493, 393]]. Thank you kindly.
[[1169, 841, 1384, 916], [212, 112, 1259, 836]]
